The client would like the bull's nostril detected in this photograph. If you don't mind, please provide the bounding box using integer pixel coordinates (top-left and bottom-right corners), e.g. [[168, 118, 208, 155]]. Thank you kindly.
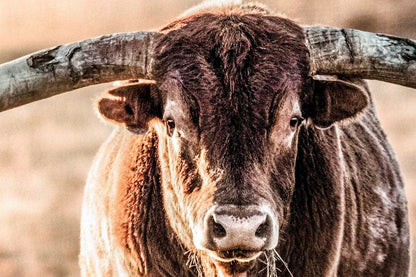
[[213, 222, 227, 238], [255, 219, 270, 238]]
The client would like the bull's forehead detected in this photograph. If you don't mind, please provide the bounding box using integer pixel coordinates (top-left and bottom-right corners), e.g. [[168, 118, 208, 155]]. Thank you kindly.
[[154, 12, 308, 164], [154, 12, 309, 87]]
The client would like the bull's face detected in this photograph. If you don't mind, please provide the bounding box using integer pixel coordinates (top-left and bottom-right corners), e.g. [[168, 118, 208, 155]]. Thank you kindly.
[[155, 76, 302, 273], [98, 12, 368, 276]]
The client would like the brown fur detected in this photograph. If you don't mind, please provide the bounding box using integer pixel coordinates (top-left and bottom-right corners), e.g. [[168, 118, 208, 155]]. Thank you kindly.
[[81, 3, 410, 276]]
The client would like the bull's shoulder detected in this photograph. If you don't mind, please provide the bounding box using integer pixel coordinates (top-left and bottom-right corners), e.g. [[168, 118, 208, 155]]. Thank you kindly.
[[80, 128, 159, 276], [336, 104, 409, 274]]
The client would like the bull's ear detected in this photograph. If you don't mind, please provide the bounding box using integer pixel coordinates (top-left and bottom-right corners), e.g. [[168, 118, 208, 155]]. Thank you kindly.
[[98, 81, 162, 133], [309, 76, 369, 128]]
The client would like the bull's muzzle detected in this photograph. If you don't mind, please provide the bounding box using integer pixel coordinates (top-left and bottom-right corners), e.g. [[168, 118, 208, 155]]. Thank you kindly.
[[195, 205, 279, 262]]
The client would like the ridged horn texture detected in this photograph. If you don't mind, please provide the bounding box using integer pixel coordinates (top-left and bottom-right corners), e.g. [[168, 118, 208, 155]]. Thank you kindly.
[[305, 26, 416, 88], [0, 31, 157, 112]]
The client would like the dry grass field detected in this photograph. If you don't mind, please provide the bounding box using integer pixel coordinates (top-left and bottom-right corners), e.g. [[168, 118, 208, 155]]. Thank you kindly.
[[0, 0, 415, 276]]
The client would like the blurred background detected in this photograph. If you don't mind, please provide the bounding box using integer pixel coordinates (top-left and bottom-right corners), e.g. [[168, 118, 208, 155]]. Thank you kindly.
[[0, 0, 415, 276]]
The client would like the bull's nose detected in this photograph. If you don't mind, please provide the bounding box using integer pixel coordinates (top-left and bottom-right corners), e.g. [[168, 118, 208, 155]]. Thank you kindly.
[[201, 205, 279, 253]]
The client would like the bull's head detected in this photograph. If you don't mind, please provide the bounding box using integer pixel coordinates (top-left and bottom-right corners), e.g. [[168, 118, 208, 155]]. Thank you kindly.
[[0, 3, 415, 277]]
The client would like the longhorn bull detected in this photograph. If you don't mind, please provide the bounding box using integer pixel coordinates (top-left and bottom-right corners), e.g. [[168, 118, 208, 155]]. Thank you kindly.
[[0, 2, 415, 277]]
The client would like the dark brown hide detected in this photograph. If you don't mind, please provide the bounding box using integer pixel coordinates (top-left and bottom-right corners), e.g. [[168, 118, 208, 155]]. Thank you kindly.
[[283, 99, 409, 276]]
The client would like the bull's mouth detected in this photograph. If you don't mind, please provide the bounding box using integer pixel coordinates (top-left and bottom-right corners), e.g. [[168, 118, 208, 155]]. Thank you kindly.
[[210, 249, 262, 263], [208, 250, 263, 276]]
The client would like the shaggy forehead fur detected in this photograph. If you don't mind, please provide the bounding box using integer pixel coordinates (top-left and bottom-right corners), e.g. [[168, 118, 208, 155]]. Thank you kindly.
[[154, 11, 309, 172]]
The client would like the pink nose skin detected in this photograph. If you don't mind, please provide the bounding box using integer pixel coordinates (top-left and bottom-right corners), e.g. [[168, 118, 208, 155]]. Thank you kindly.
[[197, 205, 279, 261]]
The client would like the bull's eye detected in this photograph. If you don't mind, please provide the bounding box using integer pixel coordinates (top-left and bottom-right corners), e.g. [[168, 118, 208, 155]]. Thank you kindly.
[[166, 118, 176, 136], [289, 116, 303, 129]]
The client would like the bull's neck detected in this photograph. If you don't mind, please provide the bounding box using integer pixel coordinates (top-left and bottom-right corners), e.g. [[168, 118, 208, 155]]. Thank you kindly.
[[280, 125, 346, 276], [119, 131, 198, 276]]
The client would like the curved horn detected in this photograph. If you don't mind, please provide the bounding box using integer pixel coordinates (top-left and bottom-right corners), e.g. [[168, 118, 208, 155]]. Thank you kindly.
[[0, 31, 157, 112], [304, 26, 416, 88]]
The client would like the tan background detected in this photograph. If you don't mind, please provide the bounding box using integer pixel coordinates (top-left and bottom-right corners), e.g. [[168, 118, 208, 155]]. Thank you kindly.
[[0, 0, 415, 276]]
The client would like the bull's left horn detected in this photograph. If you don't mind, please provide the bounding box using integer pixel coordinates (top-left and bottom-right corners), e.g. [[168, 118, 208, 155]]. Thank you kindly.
[[0, 31, 158, 112], [304, 26, 416, 88]]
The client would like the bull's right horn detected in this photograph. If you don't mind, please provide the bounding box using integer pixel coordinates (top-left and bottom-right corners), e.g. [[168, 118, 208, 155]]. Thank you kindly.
[[0, 31, 158, 112], [305, 26, 416, 88]]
